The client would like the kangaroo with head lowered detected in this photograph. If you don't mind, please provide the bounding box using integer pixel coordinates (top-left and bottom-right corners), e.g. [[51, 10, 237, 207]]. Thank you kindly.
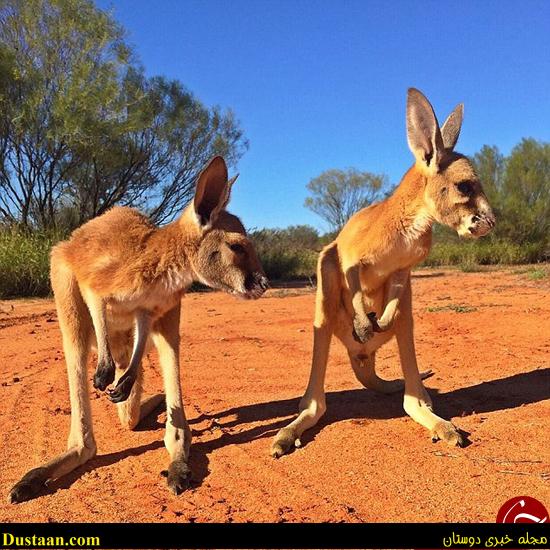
[[10, 156, 268, 503], [271, 88, 496, 457]]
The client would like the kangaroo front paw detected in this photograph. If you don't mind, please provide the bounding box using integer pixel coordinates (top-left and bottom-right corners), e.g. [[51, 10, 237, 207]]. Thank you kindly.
[[367, 311, 386, 332], [431, 420, 465, 447], [9, 467, 48, 504], [352, 315, 374, 343], [271, 426, 301, 458], [93, 357, 115, 391], [165, 460, 190, 495], [107, 373, 135, 403]]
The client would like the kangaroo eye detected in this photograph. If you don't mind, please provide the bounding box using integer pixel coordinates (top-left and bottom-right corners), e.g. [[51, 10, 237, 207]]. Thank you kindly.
[[229, 243, 246, 255], [457, 181, 474, 195]]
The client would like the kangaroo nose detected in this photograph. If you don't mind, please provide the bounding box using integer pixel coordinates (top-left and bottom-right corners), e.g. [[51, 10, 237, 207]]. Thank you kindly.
[[245, 272, 269, 291], [482, 210, 496, 229]]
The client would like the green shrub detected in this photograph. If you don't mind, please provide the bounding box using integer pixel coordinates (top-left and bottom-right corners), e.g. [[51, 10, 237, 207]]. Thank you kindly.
[[1, 223, 547, 299], [0, 229, 63, 298], [250, 225, 320, 281], [526, 268, 549, 280], [257, 248, 318, 280], [424, 239, 547, 268]]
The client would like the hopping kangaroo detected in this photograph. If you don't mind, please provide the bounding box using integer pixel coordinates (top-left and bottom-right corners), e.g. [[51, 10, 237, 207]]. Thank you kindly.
[[272, 88, 495, 457], [10, 156, 268, 503]]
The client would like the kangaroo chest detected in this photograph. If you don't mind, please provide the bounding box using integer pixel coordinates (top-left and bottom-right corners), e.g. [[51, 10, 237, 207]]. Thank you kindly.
[[105, 269, 193, 330]]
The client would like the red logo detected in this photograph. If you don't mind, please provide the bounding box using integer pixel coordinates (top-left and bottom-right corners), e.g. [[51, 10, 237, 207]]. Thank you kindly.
[[497, 496, 548, 523]]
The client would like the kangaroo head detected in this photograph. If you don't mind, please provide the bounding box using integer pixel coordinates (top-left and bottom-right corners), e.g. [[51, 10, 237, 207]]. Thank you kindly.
[[188, 156, 268, 299], [406, 88, 496, 238]]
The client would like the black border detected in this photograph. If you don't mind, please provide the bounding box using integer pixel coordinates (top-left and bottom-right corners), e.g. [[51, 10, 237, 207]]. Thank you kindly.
[[1, 523, 549, 549]]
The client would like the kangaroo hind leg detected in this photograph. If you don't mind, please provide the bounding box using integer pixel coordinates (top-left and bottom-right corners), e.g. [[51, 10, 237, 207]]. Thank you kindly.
[[10, 254, 96, 503], [395, 278, 463, 446], [110, 330, 165, 430], [271, 243, 340, 458], [152, 305, 191, 495], [115, 367, 164, 430]]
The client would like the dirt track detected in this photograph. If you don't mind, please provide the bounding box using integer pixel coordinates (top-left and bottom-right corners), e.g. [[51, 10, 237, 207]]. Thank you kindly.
[[0, 268, 548, 522]]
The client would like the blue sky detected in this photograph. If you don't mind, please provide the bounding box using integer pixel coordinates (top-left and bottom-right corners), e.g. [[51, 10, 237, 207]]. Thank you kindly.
[[97, 0, 550, 232]]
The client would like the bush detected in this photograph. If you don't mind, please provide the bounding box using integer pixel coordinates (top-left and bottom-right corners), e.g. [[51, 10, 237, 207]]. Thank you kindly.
[[424, 239, 547, 269], [1, 222, 547, 300], [0, 229, 63, 298], [257, 248, 318, 280], [250, 225, 320, 281]]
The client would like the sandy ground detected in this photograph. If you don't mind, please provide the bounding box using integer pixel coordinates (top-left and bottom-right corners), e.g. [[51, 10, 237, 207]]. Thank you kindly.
[[0, 268, 548, 523]]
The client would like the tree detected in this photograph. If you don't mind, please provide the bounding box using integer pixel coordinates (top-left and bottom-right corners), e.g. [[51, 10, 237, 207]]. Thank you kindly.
[[66, 70, 247, 226], [0, 0, 247, 230], [471, 145, 505, 204], [250, 224, 320, 251], [0, 0, 130, 228], [471, 139, 550, 247], [500, 139, 550, 245], [304, 168, 387, 231]]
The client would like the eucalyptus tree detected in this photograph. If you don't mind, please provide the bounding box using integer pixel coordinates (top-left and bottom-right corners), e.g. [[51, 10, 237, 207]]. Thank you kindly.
[[0, 0, 247, 230]]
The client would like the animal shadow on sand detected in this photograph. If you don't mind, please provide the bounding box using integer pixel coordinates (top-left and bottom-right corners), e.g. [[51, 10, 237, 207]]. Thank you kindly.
[[411, 271, 446, 279], [188, 366, 549, 485], [39, 367, 548, 498], [44, 406, 167, 497]]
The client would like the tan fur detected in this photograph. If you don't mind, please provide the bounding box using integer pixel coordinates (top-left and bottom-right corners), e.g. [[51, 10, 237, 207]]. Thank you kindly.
[[9, 156, 267, 502], [271, 88, 495, 457]]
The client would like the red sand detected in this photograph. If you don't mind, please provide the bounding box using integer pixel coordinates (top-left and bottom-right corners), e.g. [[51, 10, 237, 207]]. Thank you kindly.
[[0, 268, 548, 522]]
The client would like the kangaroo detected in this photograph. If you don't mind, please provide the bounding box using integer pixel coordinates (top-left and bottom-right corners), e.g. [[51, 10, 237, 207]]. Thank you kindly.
[[9, 156, 268, 503], [271, 88, 495, 458]]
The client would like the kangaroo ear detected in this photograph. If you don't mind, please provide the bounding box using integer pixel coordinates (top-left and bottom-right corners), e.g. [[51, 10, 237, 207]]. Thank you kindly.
[[193, 156, 229, 228], [221, 173, 239, 210], [441, 103, 464, 151], [406, 88, 445, 173]]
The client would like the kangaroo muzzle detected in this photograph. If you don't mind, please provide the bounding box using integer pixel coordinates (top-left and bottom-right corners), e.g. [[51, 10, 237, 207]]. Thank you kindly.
[[243, 271, 269, 299], [467, 208, 496, 238]]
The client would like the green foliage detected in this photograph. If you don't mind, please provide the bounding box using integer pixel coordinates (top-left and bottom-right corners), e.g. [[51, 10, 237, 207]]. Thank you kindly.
[[0, 0, 128, 228], [469, 139, 550, 254], [304, 168, 388, 231], [527, 269, 548, 281], [0, 0, 548, 296], [0, 0, 247, 230], [0, 228, 64, 298], [424, 238, 545, 269], [472, 145, 505, 204], [250, 225, 320, 280], [427, 138, 550, 267], [497, 139, 550, 245], [513, 266, 549, 281]]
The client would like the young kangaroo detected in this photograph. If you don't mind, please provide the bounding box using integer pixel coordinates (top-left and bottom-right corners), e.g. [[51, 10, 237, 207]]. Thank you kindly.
[[9, 156, 268, 503], [271, 88, 495, 458]]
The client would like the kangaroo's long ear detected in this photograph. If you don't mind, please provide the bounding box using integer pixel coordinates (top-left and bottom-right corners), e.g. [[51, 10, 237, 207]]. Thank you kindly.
[[193, 156, 229, 228], [406, 88, 445, 173], [221, 173, 239, 210], [441, 103, 464, 151]]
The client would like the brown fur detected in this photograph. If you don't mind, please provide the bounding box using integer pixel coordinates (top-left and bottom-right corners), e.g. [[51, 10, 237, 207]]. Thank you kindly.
[[9, 156, 268, 503], [271, 88, 495, 457]]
